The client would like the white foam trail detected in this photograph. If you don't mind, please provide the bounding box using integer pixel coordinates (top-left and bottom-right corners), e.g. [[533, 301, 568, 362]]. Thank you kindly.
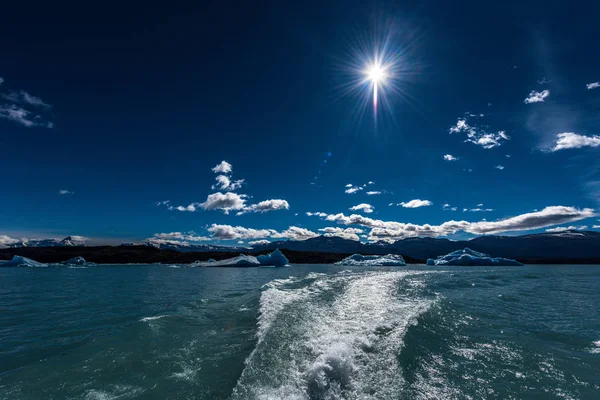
[[139, 315, 168, 322], [232, 270, 435, 399]]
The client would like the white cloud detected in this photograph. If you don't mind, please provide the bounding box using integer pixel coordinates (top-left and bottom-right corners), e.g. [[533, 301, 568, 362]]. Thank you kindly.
[[272, 226, 319, 241], [307, 206, 595, 241], [0, 77, 3, 86], [449, 116, 509, 149], [466, 208, 494, 212], [443, 154, 458, 161], [237, 199, 290, 215], [318, 227, 363, 241], [495, 165, 505, 170], [0, 105, 53, 128], [207, 224, 317, 241], [586, 82, 600, 90], [443, 204, 457, 211], [537, 77, 551, 84], [524, 89, 550, 104], [211, 175, 244, 191], [368, 181, 375, 185], [505, 154, 511, 158], [176, 204, 199, 212], [156, 200, 171, 207], [545, 225, 587, 233], [249, 239, 271, 246], [349, 203, 374, 214], [211, 160, 233, 174], [306, 212, 328, 217], [345, 183, 353, 188], [399, 199, 432, 208], [366, 191, 381, 195], [345, 186, 363, 194], [2, 91, 51, 108], [199, 192, 247, 213], [152, 231, 211, 241], [58, 189, 74, 195], [551, 132, 600, 151]]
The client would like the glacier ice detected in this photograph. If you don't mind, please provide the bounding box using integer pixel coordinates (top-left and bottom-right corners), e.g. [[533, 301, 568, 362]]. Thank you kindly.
[[60, 256, 95, 266], [194, 254, 261, 267], [426, 248, 523, 266], [256, 248, 289, 267], [1, 255, 47, 268], [335, 254, 406, 266]]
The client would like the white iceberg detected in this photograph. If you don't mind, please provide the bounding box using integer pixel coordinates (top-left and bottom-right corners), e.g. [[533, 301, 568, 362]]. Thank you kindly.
[[335, 254, 406, 266], [426, 248, 523, 266], [195, 254, 260, 267], [1, 255, 47, 268], [256, 248, 289, 267], [60, 256, 95, 266]]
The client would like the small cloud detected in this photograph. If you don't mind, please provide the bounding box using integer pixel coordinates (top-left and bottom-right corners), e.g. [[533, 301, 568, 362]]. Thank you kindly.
[[399, 199, 432, 208], [0, 77, 3, 86], [306, 211, 328, 217], [537, 77, 551, 85], [442, 204, 457, 211], [495, 165, 505, 170], [345, 183, 353, 188], [2, 91, 51, 108], [586, 82, 600, 90], [545, 225, 587, 233], [345, 186, 363, 194], [237, 199, 290, 215], [318, 227, 363, 241], [487, 103, 492, 107], [349, 203, 374, 214], [211, 161, 233, 174], [0, 105, 53, 128], [551, 132, 600, 151], [443, 154, 458, 161], [366, 191, 381, 195], [505, 154, 511, 158], [367, 181, 375, 185], [449, 116, 509, 149], [211, 175, 244, 191], [58, 189, 74, 195], [249, 239, 271, 246], [524, 89, 550, 104]]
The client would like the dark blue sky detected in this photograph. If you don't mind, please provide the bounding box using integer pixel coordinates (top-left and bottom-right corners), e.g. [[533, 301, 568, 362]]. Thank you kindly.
[[1, 0, 599, 246]]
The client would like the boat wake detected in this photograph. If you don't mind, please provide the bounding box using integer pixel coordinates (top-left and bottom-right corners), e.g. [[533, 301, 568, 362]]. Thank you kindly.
[[231, 270, 435, 400]]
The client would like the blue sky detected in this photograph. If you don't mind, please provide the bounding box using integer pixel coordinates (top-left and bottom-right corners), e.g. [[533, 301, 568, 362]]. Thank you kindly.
[[1, 0, 599, 246]]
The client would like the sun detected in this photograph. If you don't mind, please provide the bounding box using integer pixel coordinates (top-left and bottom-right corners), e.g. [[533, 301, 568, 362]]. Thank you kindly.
[[366, 64, 386, 84]]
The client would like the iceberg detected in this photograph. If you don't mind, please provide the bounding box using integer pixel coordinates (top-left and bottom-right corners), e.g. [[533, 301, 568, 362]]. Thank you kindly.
[[256, 248, 289, 267], [195, 254, 261, 267], [1, 255, 47, 268], [426, 248, 523, 266], [60, 256, 95, 266], [335, 254, 406, 266]]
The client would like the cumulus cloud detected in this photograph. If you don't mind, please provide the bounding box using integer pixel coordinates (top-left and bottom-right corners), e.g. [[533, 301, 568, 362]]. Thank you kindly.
[[449, 116, 509, 149], [349, 203, 374, 214], [399, 199, 432, 208], [443, 204, 458, 211], [545, 225, 587, 233], [211, 160, 233, 174], [551, 132, 600, 151], [249, 239, 271, 246], [199, 192, 247, 213], [58, 189, 74, 195], [586, 82, 600, 90], [237, 199, 290, 215], [307, 206, 595, 241], [345, 183, 353, 188], [345, 186, 363, 194], [318, 227, 363, 241], [211, 175, 244, 191], [366, 191, 381, 196], [495, 165, 505, 170], [208, 224, 317, 241], [443, 154, 458, 161], [306, 212, 328, 217], [524, 89, 550, 104]]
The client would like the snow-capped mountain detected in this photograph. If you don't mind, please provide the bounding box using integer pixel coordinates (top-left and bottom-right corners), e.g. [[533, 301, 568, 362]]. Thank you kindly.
[[7, 236, 86, 248]]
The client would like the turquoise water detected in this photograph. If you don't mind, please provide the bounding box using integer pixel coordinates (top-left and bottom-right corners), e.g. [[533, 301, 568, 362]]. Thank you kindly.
[[0, 264, 599, 399]]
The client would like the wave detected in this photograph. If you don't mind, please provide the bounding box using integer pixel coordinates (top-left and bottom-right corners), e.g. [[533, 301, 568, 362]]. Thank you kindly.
[[139, 315, 168, 322], [231, 270, 434, 399]]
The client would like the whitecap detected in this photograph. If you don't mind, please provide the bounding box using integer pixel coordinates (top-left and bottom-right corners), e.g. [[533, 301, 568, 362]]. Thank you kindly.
[[139, 315, 168, 322]]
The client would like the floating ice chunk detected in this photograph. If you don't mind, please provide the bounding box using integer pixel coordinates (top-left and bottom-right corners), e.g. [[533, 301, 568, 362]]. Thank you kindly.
[[335, 254, 406, 266], [2, 255, 47, 268], [426, 248, 523, 266], [257, 248, 289, 267], [60, 256, 95, 266], [195, 254, 260, 267]]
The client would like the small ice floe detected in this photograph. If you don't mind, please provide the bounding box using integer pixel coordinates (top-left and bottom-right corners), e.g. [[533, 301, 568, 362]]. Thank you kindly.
[[335, 254, 406, 266], [426, 248, 523, 266], [1, 255, 47, 268]]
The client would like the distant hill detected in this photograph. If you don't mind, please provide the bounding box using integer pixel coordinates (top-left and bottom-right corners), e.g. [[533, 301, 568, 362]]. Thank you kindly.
[[2, 231, 599, 264]]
